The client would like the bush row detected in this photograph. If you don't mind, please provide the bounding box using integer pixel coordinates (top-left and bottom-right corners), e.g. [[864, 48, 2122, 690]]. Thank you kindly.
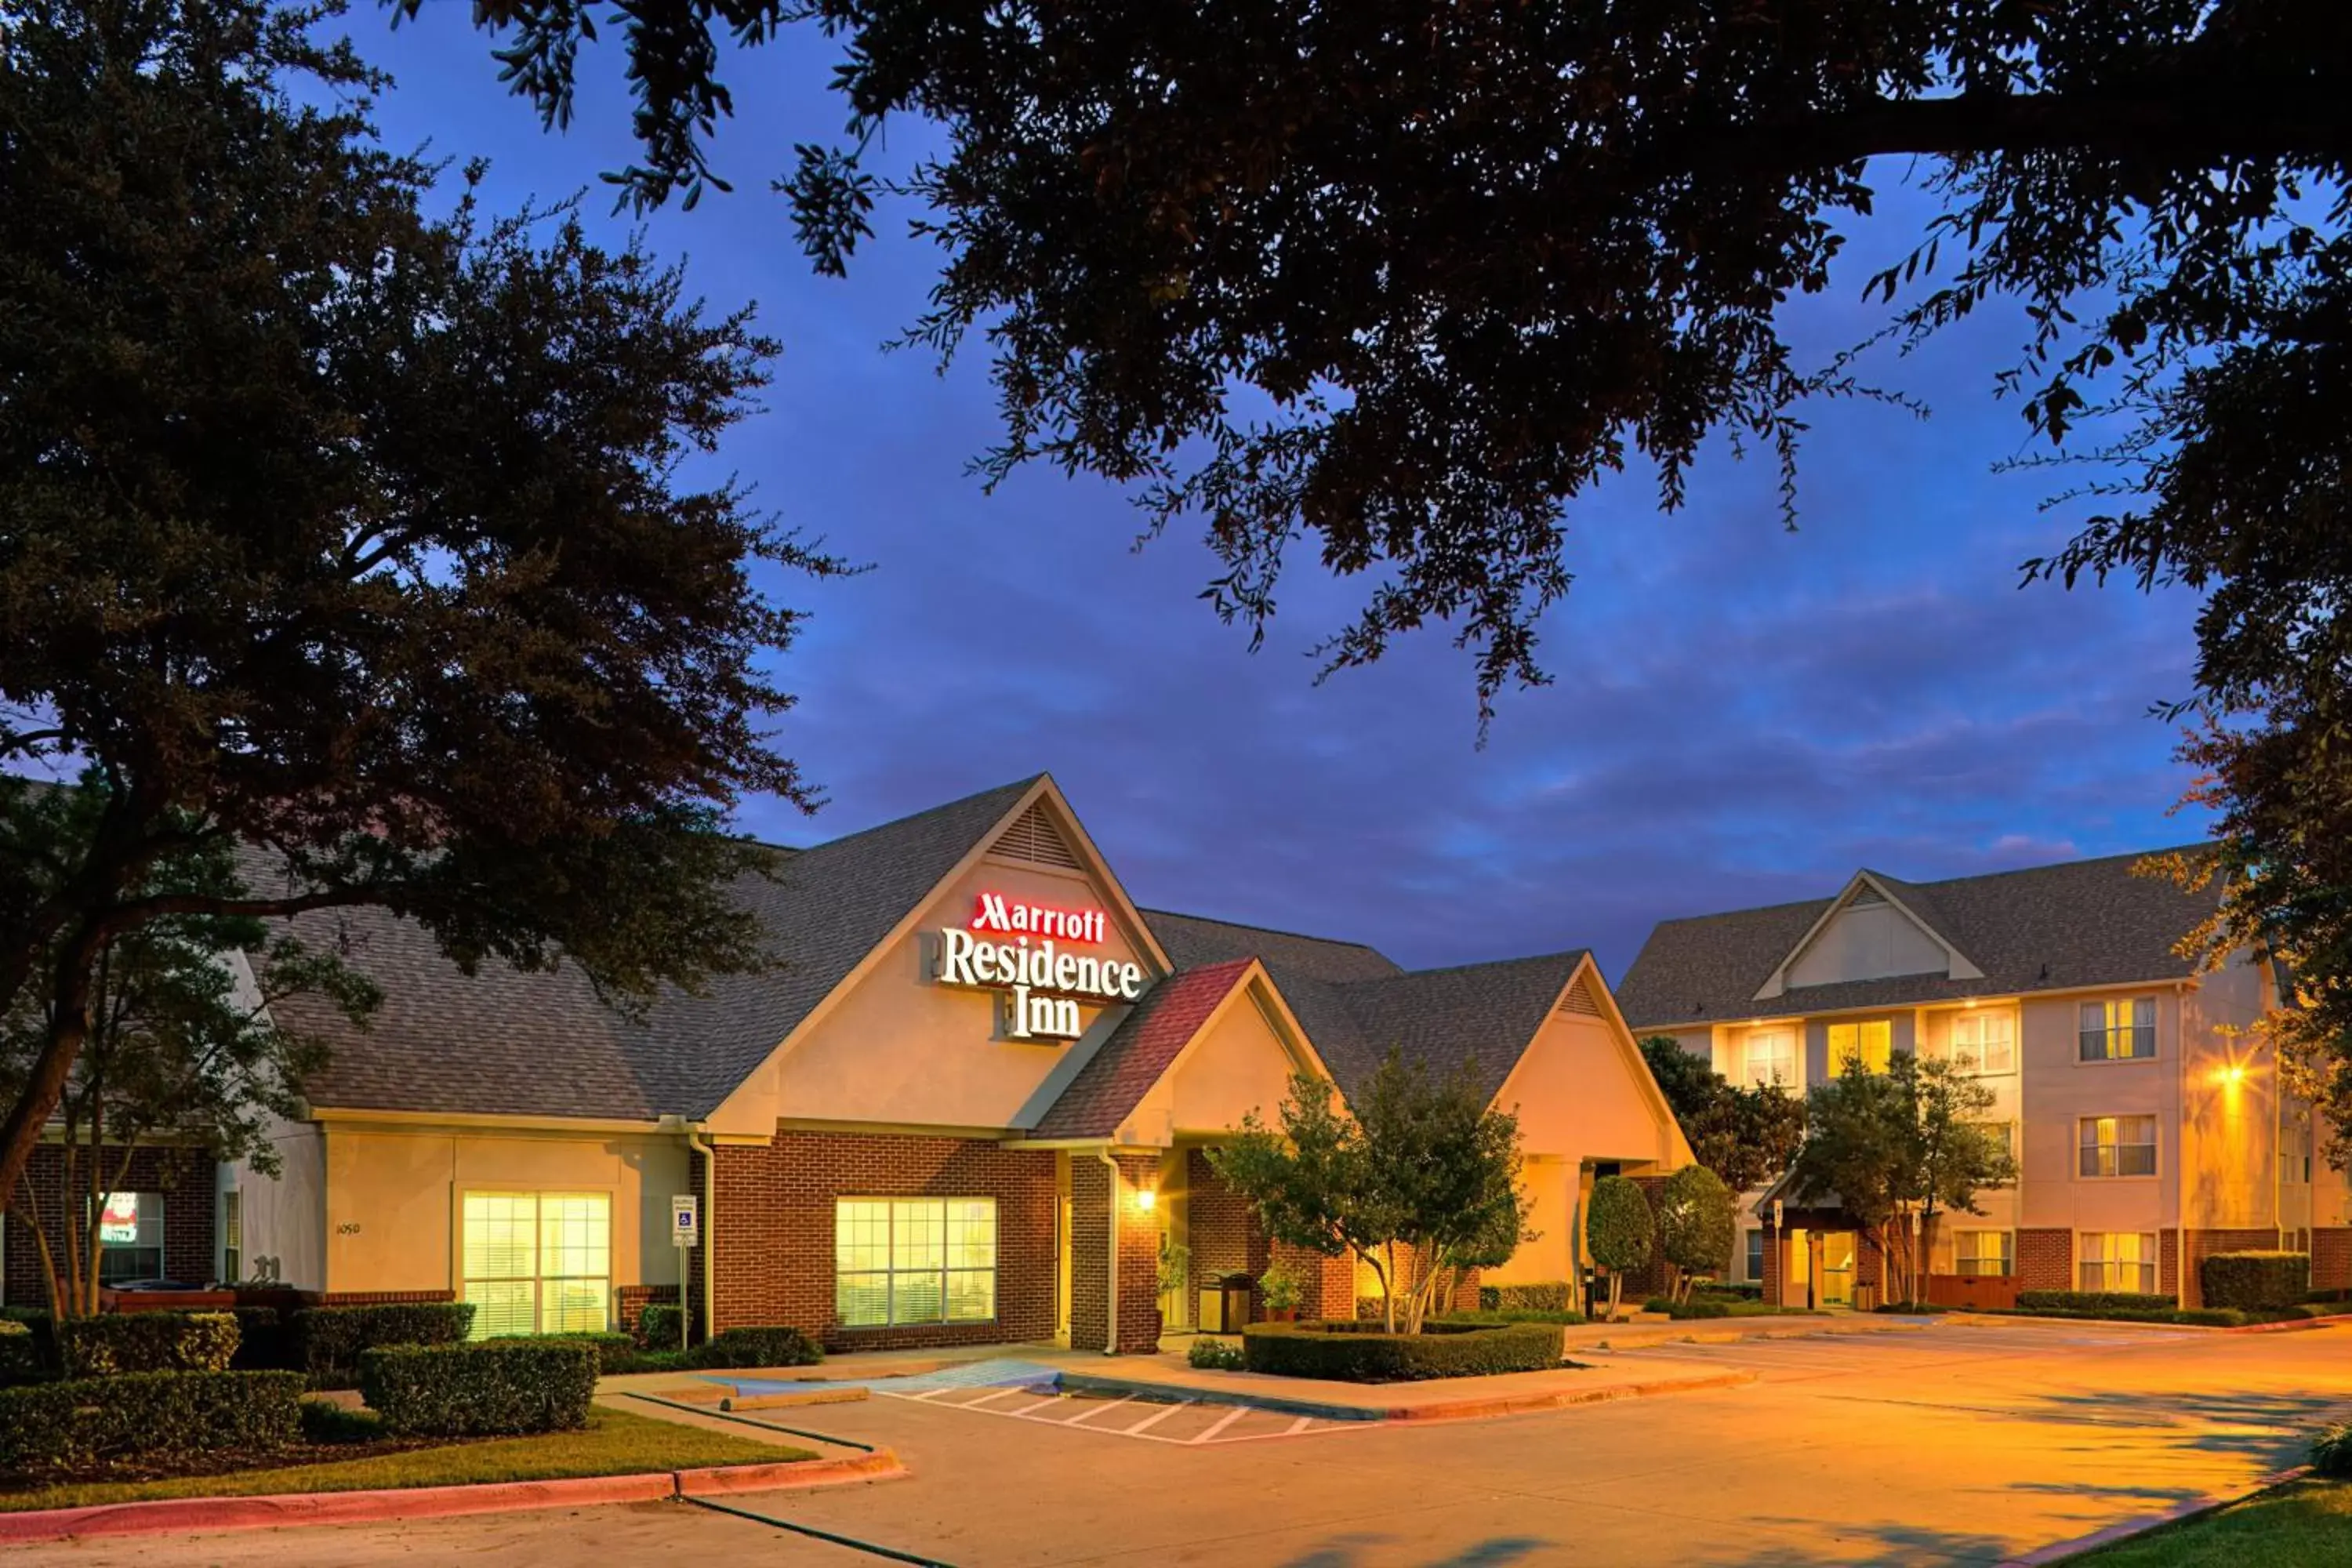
[[294, 1302, 477, 1386], [360, 1340, 599, 1436], [2016, 1290, 2182, 1314], [1242, 1319, 1564, 1381], [0, 1370, 303, 1475], [57, 1310, 240, 1377], [2199, 1250, 2310, 1312], [1477, 1281, 1573, 1314]]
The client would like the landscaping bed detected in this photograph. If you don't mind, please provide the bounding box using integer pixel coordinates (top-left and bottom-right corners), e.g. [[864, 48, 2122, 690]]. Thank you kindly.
[[1242, 1319, 1565, 1381], [0, 1406, 805, 1514]]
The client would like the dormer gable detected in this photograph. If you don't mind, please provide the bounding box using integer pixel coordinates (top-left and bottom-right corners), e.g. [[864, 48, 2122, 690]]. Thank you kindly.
[[1754, 870, 1984, 1000]]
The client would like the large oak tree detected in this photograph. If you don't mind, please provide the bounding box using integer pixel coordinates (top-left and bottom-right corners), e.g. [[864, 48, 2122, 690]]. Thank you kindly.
[[0, 0, 844, 1203], [432, 0, 2352, 1145]]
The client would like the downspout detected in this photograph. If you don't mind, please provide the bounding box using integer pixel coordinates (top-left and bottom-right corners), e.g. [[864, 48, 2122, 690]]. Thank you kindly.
[[1095, 1149, 1121, 1356], [688, 1127, 718, 1343]]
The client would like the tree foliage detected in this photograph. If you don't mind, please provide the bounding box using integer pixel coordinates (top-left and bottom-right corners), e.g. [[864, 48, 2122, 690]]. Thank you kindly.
[[0, 1, 844, 1203], [1654, 1164, 1737, 1305], [1210, 1054, 1527, 1334], [2, 784, 381, 1316], [1639, 1037, 1809, 1194], [1584, 1174, 1653, 1322], [1785, 1054, 2015, 1302]]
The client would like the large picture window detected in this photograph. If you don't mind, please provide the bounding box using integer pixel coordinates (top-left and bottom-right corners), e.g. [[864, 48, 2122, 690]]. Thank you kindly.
[[460, 1192, 611, 1338], [1948, 1012, 2015, 1075], [96, 1192, 164, 1285], [2079, 997, 2157, 1062], [2079, 1115, 2158, 1178], [2079, 1231, 2158, 1294], [1828, 1019, 1893, 1076], [836, 1198, 997, 1328]]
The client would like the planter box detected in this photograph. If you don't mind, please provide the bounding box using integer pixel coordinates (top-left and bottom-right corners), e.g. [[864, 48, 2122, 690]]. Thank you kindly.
[[97, 1288, 238, 1316]]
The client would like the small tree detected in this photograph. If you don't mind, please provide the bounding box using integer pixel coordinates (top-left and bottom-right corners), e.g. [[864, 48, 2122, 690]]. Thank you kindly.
[[1639, 1038, 1807, 1193], [1210, 1054, 1528, 1334], [1655, 1165, 1737, 1305], [1585, 1176, 1654, 1321]]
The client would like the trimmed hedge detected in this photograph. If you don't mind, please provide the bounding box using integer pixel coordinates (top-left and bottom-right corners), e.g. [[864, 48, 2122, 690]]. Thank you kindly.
[[2016, 1290, 2180, 1314], [293, 1302, 475, 1387], [57, 1310, 240, 1377], [637, 1303, 686, 1349], [1242, 1319, 1565, 1381], [1433, 1308, 1585, 1326], [360, 1340, 597, 1436], [0, 1370, 302, 1475], [1478, 1281, 1573, 1314], [536, 1330, 641, 1374], [2200, 1250, 2311, 1312], [692, 1325, 822, 1369], [0, 1319, 40, 1385]]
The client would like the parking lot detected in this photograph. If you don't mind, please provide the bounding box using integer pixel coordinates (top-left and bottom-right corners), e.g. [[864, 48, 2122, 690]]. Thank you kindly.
[[25, 1319, 2352, 1566]]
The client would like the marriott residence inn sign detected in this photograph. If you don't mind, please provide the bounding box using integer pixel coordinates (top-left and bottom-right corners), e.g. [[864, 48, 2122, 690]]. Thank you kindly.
[[935, 893, 1148, 1040]]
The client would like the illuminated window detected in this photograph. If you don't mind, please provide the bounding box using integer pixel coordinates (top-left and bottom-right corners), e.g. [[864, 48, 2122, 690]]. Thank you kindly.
[[1828, 1019, 1893, 1075], [2079, 997, 2157, 1062], [1955, 1231, 2013, 1276], [1744, 1029, 1797, 1088], [2079, 1231, 2158, 1294], [461, 1192, 611, 1337], [1948, 1012, 2015, 1074], [2078, 1116, 2158, 1178], [95, 1192, 165, 1284], [835, 1198, 996, 1328]]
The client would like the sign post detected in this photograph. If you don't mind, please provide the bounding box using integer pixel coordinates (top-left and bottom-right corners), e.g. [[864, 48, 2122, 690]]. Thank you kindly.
[[670, 1195, 699, 1352]]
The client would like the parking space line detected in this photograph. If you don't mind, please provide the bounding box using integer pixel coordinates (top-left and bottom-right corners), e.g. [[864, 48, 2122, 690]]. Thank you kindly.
[[1123, 1399, 1195, 1434], [1190, 1406, 1251, 1443], [1060, 1395, 1136, 1426], [1007, 1395, 1065, 1417]]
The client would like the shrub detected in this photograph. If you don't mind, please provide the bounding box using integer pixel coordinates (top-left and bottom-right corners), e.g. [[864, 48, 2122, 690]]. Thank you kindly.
[[0, 1370, 303, 1474], [58, 1311, 240, 1377], [2016, 1290, 2181, 1315], [535, 1330, 640, 1374], [1587, 1177, 1655, 1318], [292, 1302, 476, 1388], [1242, 1319, 1564, 1381], [1188, 1337, 1247, 1370], [1434, 1308, 1585, 1326], [692, 1324, 822, 1369], [299, 1398, 386, 1444], [1478, 1281, 1572, 1314], [636, 1303, 687, 1349], [0, 1319, 41, 1385], [2314, 1421, 2352, 1479], [2200, 1251, 2311, 1312], [1257, 1261, 1305, 1314], [360, 1340, 597, 1436]]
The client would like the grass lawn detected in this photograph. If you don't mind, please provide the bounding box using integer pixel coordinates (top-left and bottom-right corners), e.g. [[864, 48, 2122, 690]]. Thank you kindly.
[[2069, 1479, 2352, 1566], [0, 1407, 811, 1514]]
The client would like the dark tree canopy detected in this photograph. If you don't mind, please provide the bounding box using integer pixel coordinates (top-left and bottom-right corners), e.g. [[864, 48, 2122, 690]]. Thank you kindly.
[[1639, 1036, 1806, 1194], [0, 0, 843, 1203]]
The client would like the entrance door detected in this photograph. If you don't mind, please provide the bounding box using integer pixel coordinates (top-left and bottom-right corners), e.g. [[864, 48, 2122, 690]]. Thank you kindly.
[[1819, 1232, 1857, 1308]]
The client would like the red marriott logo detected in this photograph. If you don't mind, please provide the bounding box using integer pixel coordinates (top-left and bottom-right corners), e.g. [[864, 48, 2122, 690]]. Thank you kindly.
[[971, 892, 1106, 946]]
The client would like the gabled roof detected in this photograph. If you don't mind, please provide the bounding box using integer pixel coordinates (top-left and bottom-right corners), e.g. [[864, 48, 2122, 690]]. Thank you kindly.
[[278, 776, 1042, 1120], [1321, 952, 1594, 1105], [1022, 960, 1258, 1141], [1142, 909, 1402, 984], [1751, 869, 1984, 1001], [1613, 846, 2219, 1030]]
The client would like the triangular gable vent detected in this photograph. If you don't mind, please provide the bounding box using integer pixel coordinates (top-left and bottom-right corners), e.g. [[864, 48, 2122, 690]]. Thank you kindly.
[[990, 800, 1083, 869], [1557, 973, 1605, 1017]]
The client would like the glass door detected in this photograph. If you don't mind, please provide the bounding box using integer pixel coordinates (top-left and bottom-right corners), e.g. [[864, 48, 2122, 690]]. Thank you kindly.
[[1819, 1232, 1857, 1308]]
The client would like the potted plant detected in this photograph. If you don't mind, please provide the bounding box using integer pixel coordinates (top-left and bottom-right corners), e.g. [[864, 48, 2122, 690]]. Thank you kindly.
[[1258, 1259, 1303, 1323], [1156, 1235, 1190, 1339]]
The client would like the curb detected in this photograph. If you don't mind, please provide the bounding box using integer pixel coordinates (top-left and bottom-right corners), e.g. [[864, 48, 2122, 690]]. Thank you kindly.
[[1051, 1366, 1754, 1423], [1994, 1464, 2311, 1566], [0, 1449, 907, 1545], [2221, 1312, 2352, 1335]]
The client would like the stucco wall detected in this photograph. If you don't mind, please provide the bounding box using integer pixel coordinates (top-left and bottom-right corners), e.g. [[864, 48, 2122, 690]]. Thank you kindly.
[[223, 1115, 325, 1290]]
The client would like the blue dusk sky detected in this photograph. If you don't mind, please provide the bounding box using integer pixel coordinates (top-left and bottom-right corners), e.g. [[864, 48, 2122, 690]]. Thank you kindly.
[[347, 13, 2207, 978]]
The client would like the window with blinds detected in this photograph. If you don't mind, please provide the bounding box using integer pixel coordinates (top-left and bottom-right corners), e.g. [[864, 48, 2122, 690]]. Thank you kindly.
[[461, 1192, 612, 1337], [835, 1198, 997, 1327]]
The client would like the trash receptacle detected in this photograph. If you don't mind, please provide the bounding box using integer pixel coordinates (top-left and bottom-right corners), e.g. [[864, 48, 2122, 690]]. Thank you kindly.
[[1198, 1272, 1254, 1332], [1853, 1281, 1879, 1313]]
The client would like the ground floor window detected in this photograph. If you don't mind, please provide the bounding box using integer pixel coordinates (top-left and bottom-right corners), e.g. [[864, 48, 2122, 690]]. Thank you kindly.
[[460, 1191, 612, 1337], [222, 1189, 241, 1284], [96, 1192, 165, 1284], [1744, 1229, 1765, 1282], [1954, 1230, 2013, 1276], [836, 1198, 996, 1328], [2078, 1231, 2158, 1294]]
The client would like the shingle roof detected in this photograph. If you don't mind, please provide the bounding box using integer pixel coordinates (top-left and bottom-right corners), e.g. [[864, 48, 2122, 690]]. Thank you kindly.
[[275, 776, 1040, 1120], [1142, 909, 1402, 984], [1319, 953, 1591, 1105], [1613, 847, 2218, 1030], [1022, 960, 1256, 1140]]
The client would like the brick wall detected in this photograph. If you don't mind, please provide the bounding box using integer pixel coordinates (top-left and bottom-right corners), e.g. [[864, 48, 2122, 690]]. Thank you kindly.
[[618, 1283, 680, 1337], [1186, 1149, 1268, 1305], [2185, 1226, 2283, 1308], [318, 1289, 456, 1306], [1761, 1227, 1783, 1308], [2161, 1229, 2181, 1298], [2016, 1228, 2072, 1292], [4, 1144, 216, 1308], [2314, 1229, 2352, 1292], [707, 1128, 1058, 1352], [1069, 1152, 1160, 1353]]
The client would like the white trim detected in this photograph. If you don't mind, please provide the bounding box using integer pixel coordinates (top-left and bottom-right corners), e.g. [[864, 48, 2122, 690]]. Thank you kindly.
[[1752, 871, 1985, 1002]]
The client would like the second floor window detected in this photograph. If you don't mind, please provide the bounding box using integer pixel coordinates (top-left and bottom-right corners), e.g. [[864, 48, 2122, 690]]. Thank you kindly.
[[1828, 1019, 1893, 1075], [1744, 1029, 1797, 1088], [2080, 997, 2157, 1062], [1948, 1011, 2015, 1074], [2079, 1115, 2158, 1178]]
